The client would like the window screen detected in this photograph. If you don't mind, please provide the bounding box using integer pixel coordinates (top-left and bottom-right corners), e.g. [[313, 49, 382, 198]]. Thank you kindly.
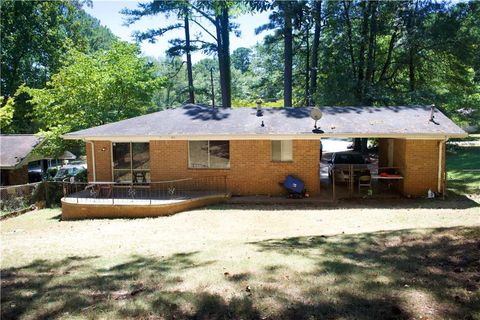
[[112, 142, 150, 183], [188, 141, 230, 169], [272, 140, 293, 161]]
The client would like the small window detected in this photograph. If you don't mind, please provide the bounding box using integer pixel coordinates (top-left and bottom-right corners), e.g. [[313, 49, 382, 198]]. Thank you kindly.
[[188, 141, 230, 169], [272, 140, 293, 161]]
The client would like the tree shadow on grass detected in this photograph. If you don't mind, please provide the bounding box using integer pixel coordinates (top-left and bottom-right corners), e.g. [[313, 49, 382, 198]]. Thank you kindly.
[[250, 227, 480, 319], [2, 228, 479, 319], [1, 251, 412, 320], [0, 252, 216, 320]]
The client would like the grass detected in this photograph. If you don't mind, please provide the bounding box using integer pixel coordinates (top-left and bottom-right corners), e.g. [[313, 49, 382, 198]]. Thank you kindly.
[[1, 201, 480, 320], [446, 142, 480, 194]]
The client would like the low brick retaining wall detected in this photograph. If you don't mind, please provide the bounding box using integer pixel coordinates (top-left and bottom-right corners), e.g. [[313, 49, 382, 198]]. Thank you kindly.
[[61, 193, 230, 220]]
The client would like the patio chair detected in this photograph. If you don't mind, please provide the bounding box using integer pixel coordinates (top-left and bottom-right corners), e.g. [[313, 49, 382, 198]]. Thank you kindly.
[[358, 175, 371, 194], [133, 171, 147, 184]]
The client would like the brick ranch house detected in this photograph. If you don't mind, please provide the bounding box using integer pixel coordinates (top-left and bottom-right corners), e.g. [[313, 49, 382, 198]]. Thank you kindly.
[[63, 104, 466, 202], [0, 134, 44, 186]]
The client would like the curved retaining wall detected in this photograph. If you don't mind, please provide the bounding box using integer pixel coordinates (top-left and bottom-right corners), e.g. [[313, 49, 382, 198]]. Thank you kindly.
[[61, 194, 230, 220]]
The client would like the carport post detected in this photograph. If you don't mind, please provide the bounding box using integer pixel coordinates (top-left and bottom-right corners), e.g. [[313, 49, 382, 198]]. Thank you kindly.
[[332, 169, 336, 202], [349, 164, 354, 197]]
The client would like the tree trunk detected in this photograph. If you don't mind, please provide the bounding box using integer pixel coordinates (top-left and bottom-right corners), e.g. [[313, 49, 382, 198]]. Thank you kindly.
[[215, 16, 226, 108], [184, 13, 195, 104], [378, 28, 398, 82], [220, 4, 231, 108], [364, 0, 378, 105], [355, 0, 370, 104], [342, 0, 356, 81], [284, 5, 293, 107], [407, 0, 416, 93], [215, 2, 231, 108], [310, 0, 321, 103], [305, 25, 310, 106]]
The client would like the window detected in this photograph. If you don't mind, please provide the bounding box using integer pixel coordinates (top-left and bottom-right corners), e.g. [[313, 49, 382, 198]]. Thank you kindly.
[[112, 142, 150, 183], [188, 141, 230, 169], [272, 140, 293, 161]]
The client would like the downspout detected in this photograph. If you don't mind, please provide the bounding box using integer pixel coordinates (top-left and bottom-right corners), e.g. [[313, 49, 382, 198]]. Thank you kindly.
[[438, 138, 447, 195], [87, 141, 96, 182]]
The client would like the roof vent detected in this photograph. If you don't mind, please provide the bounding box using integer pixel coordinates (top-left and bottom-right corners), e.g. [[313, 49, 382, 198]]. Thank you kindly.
[[256, 99, 263, 117], [430, 104, 439, 125]]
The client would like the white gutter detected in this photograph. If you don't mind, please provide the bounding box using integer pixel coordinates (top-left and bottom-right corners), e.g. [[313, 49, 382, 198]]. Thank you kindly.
[[87, 141, 96, 182], [63, 132, 468, 141], [438, 138, 448, 194]]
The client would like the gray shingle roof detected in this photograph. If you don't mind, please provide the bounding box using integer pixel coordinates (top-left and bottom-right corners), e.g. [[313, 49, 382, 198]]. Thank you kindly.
[[64, 104, 466, 139], [0, 135, 43, 169]]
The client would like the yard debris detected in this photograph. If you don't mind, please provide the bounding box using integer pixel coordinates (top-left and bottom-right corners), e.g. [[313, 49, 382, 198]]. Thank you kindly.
[[112, 287, 145, 300], [130, 288, 144, 296], [112, 290, 130, 300], [391, 305, 403, 315], [465, 283, 477, 292], [454, 267, 464, 273]]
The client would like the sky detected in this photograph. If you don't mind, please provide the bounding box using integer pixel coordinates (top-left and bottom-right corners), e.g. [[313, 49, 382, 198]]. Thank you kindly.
[[84, 1, 272, 63]]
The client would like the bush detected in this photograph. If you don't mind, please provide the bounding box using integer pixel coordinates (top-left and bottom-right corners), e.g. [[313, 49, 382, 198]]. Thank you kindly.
[[75, 169, 87, 182], [31, 182, 64, 207]]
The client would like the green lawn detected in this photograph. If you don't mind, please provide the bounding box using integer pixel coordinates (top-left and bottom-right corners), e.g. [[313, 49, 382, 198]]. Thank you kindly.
[[446, 137, 480, 194], [1, 201, 479, 320]]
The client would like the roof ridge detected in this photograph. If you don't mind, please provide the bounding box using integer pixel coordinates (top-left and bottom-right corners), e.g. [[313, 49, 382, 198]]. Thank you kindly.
[[0, 134, 39, 136]]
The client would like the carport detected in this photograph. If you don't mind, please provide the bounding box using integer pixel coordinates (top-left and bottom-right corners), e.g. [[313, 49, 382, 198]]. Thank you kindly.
[[319, 137, 445, 200], [313, 105, 466, 200]]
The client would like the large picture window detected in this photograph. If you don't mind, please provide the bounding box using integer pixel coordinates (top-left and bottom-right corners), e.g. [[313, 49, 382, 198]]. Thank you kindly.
[[272, 140, 293, 161], [188, 141, 230, 169], [112, 142, 150, 183]]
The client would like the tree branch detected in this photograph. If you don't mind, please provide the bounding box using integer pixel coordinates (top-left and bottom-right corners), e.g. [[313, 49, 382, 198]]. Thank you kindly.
[[190, 18, 217, 41], [188, 3, 216, 25]]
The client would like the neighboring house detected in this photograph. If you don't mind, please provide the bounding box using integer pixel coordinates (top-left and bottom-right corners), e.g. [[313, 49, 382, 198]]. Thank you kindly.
[[63, 104, 466, 198], [0, 134, 44, 186]]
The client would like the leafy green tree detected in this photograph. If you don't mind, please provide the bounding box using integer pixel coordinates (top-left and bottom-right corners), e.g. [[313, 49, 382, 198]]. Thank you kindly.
[[0, 0, 116, 133], [20, 42, 165, 155], [73, 9, 118, 53], [231, 47, 252, 73], [0, 0, 116, 96], [0, 96, 14, 132]]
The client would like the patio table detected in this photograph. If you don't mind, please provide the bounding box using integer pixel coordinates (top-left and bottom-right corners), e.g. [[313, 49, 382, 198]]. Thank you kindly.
[[371, 174, 403, 193]]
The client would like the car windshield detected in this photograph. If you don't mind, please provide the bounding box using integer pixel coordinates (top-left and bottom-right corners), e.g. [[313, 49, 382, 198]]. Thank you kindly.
[[56, 168, 77, 177], [334, 154, 365, 164]]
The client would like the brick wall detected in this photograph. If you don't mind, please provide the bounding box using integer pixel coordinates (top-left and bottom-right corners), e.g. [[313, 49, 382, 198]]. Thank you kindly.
[[85, 138, 446, 198], [86, 142, 93, 182], [392, 139, 444, 196], [150, 140, 320, 196], [378, 139, 388, 167], [85, 141, 112, 182], [85, 139, 320, 196]]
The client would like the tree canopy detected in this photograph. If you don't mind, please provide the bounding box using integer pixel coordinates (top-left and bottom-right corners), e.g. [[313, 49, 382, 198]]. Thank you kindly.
[[0, 0, 117, 134], [1, 0, 478, 155], [17, 42, 164, 155]]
